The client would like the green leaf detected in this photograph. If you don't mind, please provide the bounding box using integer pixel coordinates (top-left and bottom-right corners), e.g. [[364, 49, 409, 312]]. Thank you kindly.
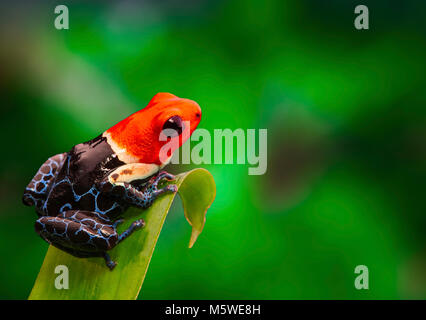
[[28, 168, 216, 300]]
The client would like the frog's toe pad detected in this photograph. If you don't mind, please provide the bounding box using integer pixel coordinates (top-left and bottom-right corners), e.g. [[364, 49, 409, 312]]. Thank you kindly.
[[107, 260, 117, 270], [133, 219, 145, 230], [167, 185, 178, 193]]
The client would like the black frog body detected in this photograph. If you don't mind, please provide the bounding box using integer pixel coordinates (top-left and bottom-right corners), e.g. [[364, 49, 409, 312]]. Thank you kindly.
[[23, 135, 176, 269]]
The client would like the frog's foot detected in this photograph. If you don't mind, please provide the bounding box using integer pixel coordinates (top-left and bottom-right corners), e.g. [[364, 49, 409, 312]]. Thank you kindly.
[[122, 171, 177, 208], [103, 252, 117, 270], [117, 218, 145, 244], [102, 219, 145, 269], [101, 219, 145, 269], [149, 170, 176, 188]]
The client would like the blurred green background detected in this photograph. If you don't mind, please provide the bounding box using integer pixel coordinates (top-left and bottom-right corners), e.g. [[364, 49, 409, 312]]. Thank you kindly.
[[0, 0, 425, 299]]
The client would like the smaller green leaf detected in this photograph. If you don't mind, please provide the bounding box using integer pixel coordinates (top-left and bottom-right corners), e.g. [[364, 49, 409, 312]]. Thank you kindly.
[[28, 168, 216, 300], [178, 168, 216, 248]]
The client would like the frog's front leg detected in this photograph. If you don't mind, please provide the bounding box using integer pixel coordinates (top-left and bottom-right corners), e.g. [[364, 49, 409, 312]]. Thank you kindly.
[[106, 163, 178, 209], [35, 210, 144, 270], [120, 171, 176, 208]]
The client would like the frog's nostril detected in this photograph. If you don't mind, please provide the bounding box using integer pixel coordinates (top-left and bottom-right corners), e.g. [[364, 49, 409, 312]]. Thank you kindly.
[[195, 113, 201, 118]]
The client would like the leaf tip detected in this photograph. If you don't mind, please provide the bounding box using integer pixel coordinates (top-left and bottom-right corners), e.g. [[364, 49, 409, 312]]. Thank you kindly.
[[188, 229, 202, 248]]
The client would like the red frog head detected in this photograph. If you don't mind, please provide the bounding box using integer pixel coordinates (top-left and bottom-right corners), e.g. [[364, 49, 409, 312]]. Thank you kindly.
[[105, 92, 201, 166]]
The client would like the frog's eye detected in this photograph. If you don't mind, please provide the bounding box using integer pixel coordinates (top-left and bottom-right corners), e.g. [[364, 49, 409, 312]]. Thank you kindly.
[[162, 115, 183, 137]]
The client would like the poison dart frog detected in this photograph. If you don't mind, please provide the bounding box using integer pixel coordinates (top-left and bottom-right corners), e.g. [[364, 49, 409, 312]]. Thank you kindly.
[[23, 93, 201, 270]]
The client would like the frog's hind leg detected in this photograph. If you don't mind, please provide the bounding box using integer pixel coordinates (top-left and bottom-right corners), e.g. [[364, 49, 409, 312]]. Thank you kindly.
[[23, 153, 67, 211], [35, 210, 145, 270]]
